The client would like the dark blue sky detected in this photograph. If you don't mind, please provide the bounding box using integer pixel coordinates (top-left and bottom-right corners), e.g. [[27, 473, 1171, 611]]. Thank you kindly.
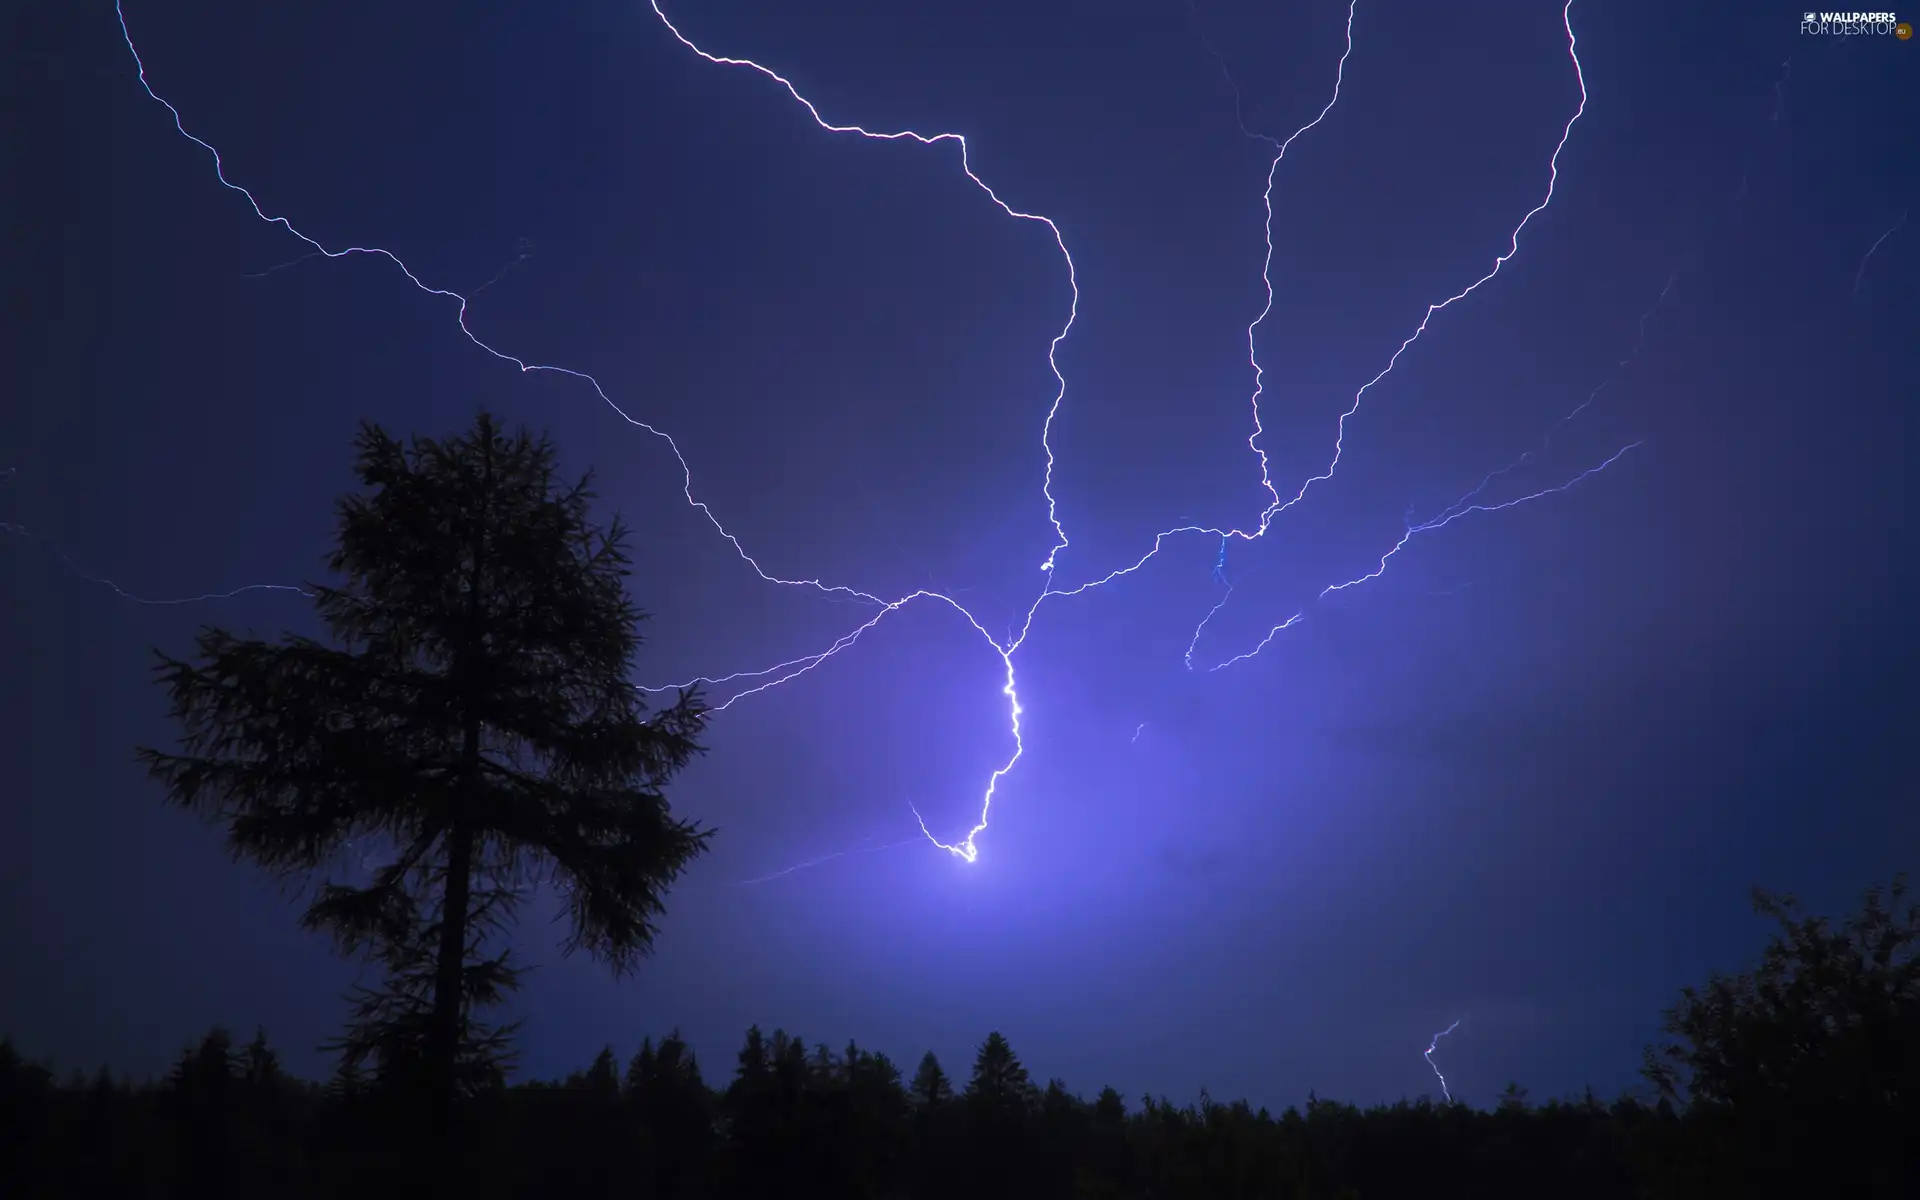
[[4, 0, 1915, 1111]]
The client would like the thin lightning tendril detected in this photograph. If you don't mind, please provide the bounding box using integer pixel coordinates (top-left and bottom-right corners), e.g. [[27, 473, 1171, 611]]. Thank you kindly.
[[1425, 1019, 1461, 1103], [1426, 38, 1802, 557], [1736, 59, 1792, 202], [1410, 261, 1673, 545], [728, 837, 923, 887], [1211, 439, 1642, 673], [90, 0, 1636, 873], [3, 521, 314, 605], [1853, 209, 1907, 297], [1425, 29, 1803, 570]]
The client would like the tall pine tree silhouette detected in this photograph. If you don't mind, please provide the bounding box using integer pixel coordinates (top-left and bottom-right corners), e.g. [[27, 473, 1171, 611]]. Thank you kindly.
[[139, 411, 713, 1141]]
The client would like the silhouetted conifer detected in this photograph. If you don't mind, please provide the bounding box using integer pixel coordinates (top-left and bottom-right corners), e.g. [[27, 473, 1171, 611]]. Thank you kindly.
[[137, 411, 713, 1142], [910, 1049, 953, 1108], [965, 1030, 1035, 1118]]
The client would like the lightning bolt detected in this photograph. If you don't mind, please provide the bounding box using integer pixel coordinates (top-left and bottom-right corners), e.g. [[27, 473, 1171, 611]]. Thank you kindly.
[[643, 1, 1081, 576], [1425, 1019, 1461, 1103], [91, 0, 1640, 877]]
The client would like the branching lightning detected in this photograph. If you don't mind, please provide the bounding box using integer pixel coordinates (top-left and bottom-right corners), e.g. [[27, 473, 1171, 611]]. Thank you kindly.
[[1041, 0, 1625, 675], [78, 0, 1645, 877]]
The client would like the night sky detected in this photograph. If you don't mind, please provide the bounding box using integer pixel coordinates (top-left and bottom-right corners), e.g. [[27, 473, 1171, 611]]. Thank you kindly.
[[4, 0, 1916, 1112]]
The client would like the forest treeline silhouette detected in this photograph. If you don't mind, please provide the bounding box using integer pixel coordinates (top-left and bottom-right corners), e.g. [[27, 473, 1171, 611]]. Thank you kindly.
[[2, 875, 1916, 1200], [5, 414, 1914, 1198]]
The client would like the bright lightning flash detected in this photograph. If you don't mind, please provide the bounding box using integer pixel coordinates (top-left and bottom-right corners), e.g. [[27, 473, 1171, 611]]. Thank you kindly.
[[92, 0, 1637, 872]]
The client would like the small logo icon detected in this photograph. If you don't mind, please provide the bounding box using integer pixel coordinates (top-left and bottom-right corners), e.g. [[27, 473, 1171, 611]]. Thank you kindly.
[[1897, 20, 1913, 37], [1805, 10, 1818, 19]]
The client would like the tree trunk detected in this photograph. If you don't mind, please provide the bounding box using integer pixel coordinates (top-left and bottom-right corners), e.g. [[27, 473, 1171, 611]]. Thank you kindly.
[[429, 420, 488, 1147], [429, 811, 473, 1136]]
